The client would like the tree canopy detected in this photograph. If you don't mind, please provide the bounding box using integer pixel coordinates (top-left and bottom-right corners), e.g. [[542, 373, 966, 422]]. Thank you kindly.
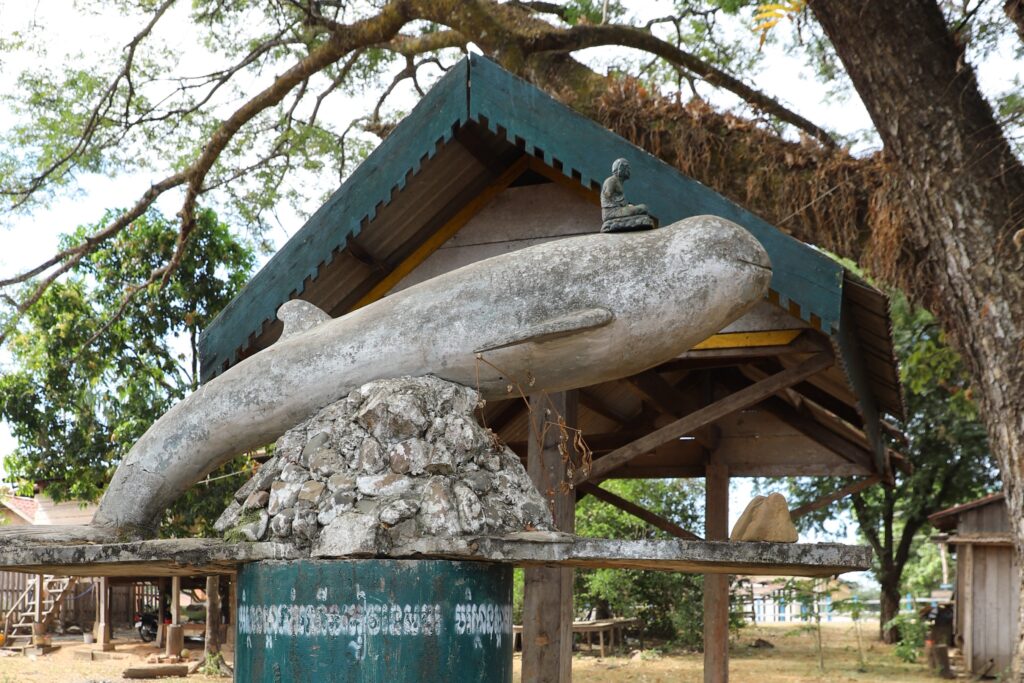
[[0, 207, 254, 535]]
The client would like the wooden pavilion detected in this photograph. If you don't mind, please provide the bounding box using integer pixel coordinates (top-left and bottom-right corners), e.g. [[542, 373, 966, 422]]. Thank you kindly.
[[199, 55, 904, 682]]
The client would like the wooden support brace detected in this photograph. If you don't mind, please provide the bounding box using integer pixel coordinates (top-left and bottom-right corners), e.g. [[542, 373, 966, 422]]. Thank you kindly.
[[579, 353, 834, 483], [577, 482, 702, 540], [757, 396, 875, 471], [789, 476, 881, 520]]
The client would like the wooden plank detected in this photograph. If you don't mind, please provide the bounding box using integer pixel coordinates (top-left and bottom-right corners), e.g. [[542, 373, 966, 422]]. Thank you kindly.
[[577, 482, 702, 541], [522, 391, 577, 683], [962, 543, 974, 671], [789, 476, 881, 520], [703, 459, 729, 683], [580, 353, 834, 483], [691, 330, 802, 350], [757, 397, 875, 471], [353, 155, 529, 309]]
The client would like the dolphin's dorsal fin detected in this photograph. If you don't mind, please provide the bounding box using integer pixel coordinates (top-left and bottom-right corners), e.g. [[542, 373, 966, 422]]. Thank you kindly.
[[475, 307, 614, 353], [277, 300, 331, 340]]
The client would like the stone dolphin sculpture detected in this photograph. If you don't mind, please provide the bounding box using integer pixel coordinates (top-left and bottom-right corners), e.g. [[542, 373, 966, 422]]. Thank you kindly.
[[2, 214, 770, 543]]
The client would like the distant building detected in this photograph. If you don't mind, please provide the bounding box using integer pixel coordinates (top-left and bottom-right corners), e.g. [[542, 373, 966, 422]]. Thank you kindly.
[[734, 575, 855, 623], [929, 492, 1017, 677], [0, 490, 96, 527]]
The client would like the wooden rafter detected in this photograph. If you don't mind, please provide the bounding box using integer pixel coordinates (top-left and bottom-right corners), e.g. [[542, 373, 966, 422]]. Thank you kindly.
[[576, 482, 702, 541], [789, 476, 882, 520], [577, 352, 835, 483], [578, 390, 631, 426], [622, 370, 719, 450], [755, 395, 875, 472]]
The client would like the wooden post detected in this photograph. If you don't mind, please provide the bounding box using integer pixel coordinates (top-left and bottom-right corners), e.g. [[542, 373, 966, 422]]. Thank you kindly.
[[34, 573, 43, 622], [703, 459, 729, 683], [31, 573, 49, 648], [156, 578, 166, 648], [165, 575, 183, 657], [96, 576, 114, 651], [522, 391, 577, 683], [228, 573, 238, 668], [204, 575, 222, 663]]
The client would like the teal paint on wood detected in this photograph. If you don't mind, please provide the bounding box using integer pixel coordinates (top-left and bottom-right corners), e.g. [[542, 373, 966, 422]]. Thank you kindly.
[[236, 559, 513, 682], [197, 61, 470, 382], [835, 292, 887, 473], [466, 54, 844, 334]]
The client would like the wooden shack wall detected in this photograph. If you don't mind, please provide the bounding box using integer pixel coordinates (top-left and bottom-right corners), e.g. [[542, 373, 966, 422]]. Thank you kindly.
[[961, 504, 1010, 534], [964, 544, 1019, 674]]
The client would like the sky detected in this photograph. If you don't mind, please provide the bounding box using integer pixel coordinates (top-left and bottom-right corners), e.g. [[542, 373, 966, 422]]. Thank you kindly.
[[0, 2, 1020, 558]]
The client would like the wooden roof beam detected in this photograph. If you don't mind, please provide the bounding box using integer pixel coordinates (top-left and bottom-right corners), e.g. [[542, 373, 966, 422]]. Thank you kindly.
[[622, 370, 720, 450], [740, 361, 863, 427], [576, 482, 703, 541], [790, 476, 882, 520], [577, 352, 834, 483], [578, 390, 632, 427], [756, 395, 875, 472]]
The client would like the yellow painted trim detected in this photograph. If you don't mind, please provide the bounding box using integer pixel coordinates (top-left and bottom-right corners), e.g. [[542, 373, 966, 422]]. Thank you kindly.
[[352, 156, 531, 310], [526, 157, 600, 206], [691, 329, 802, 350]]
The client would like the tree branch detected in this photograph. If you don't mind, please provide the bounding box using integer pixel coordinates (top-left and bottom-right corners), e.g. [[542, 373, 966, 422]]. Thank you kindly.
[[2, 0, 178, 211], [523, 23, 836, 147]]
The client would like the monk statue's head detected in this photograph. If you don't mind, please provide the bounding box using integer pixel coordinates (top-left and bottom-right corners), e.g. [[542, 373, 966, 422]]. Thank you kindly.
[[612, 158, 631, 180]]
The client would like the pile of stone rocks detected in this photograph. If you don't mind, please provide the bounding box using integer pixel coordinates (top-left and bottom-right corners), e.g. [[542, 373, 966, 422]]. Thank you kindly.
[[214, 376, 553, 556]]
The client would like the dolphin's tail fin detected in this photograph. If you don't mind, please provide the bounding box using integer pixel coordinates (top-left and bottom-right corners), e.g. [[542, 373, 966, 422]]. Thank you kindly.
[[0, 524, 120, 546]]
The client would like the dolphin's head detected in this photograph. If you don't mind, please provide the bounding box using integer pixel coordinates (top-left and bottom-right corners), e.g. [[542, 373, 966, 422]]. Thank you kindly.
[[598, 215, 773, 369]]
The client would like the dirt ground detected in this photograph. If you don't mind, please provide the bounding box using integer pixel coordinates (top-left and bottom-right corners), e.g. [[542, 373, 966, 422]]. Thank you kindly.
[[0, 623, 930, 682], [522, 622, 935, 683]]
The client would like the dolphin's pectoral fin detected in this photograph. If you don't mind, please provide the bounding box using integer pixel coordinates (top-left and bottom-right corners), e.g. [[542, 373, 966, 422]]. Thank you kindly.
[[475, 307, 614, 353], [277, 300, 331, 340]]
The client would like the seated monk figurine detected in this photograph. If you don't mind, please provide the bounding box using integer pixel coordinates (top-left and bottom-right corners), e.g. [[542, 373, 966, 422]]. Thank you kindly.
[[601, 158, 657, 233]]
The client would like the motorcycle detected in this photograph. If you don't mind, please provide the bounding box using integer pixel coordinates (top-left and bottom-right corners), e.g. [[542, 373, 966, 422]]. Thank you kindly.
[[134, 611, 161, 642]]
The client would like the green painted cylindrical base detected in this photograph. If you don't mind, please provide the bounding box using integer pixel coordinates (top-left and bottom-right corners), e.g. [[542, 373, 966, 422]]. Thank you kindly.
[[236, 559, 513, 682]]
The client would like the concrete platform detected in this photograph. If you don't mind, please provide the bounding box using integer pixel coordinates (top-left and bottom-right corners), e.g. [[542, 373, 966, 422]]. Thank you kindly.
[[0, 533, 870, 577]]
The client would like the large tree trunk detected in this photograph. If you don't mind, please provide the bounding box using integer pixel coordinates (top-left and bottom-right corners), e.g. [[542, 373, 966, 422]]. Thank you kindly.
[[807, 0, 1024, 676], [878, 576, 901, 644]]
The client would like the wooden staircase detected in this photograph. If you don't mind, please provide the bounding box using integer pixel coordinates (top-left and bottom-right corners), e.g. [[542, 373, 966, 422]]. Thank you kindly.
[[1, 575, 78, 648]]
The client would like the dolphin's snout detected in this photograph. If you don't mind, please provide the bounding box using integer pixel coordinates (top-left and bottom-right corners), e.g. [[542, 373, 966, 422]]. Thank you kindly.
[[681, 215, 772, 275]]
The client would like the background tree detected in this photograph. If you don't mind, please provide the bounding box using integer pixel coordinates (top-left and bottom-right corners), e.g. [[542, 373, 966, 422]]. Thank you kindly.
[[782, 290, 996, 642], [573, 479, 707, 646], [2, 0, 1023, 668], [0, 207, 254, 536]]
